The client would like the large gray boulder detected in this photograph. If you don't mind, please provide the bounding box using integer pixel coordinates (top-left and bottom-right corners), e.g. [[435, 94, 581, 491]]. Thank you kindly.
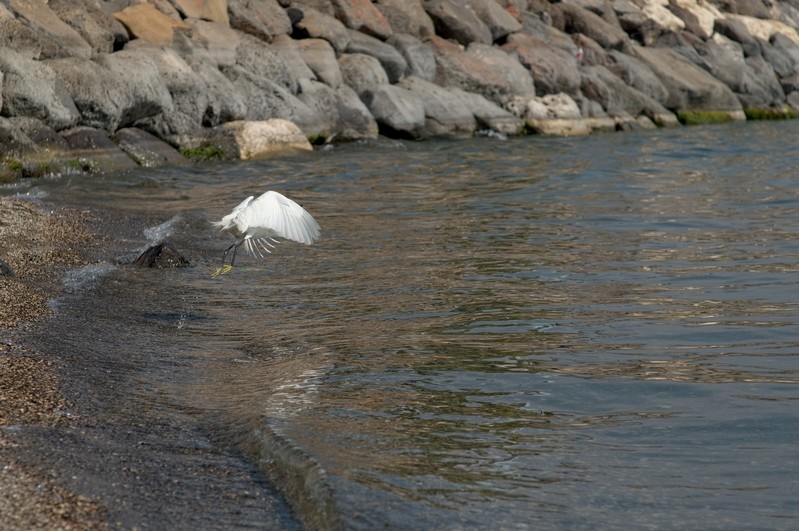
[[111, 127, 189, 167], [713, 17, 761, 57], [296, 38, 343, 88], [234, 33, 297, 94], [271, 34, 318, 85], [345, 29, 408, 83], [573, 33, 616, 69], [580, 65, 677, 125], [48, 0, 129, 54], [338, 53, 390, 95], [633, 45, 744, 114], [376, 0, 435, 38], [502, 33, 581, 97], [333, 0, 393, 39], [360, 84, 425, 138], [396, 76, 476, 137], [691, 33, 784, 108], [429, 36, 522, 105], [608, 50, 670, 105], [222, 66, 328, 137], [688, 33, 750, 93], [2, 0, 93, 59], [766, 33, 799, 80], [424, 0, 492, 46], [450, 87, 524, 136], [227, 0, 292, 41], [463, 0, 522, 41], [388, 33, 436, 82], [47, 50, 174, 132], [188, 58, 248, 126], [739, 55, 785, 108], [467, 43, 536, 99], [297, 79, 378, 141], [0, 4, 48, 59], [287, 6, 351, 54], [0, 117, 36, 160], [60, 126, 139, 172], [559, 3, 629, 51], [0, 48, 80, 131], [519, 11, 579, 55], [127, 44, 209, 146], [7, 116, 69, 153]]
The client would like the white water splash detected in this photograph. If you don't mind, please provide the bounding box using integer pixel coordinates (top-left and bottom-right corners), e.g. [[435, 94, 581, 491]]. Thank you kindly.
[[61, 262, 116, 293], [143, 214, 182, 246], [477, 129, 508, 140]]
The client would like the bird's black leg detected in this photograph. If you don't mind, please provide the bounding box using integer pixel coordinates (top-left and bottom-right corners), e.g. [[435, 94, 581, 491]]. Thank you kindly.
[[230, 241, 242, 267], [221, 242, 237, 266], [213, 241, 243, 278]]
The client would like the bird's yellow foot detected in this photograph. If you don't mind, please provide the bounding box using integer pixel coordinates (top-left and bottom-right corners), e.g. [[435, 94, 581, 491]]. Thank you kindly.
[[211, 265, 233, 278]]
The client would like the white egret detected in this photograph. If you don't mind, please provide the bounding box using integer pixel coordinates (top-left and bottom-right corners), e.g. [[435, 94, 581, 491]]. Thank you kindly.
[[211, 190, 320, 277]]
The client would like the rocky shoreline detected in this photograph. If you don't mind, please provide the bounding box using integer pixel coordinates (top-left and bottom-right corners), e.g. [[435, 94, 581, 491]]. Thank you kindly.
[[0, 197, 108, 528], [1, 0, 799, 180]]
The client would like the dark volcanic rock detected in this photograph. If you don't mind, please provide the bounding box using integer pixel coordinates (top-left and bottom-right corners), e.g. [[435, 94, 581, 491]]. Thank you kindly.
[[134, 242, 191, 268]]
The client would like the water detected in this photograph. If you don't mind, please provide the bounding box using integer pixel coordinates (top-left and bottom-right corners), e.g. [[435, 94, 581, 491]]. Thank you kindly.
[[6, 121, 799, 529]]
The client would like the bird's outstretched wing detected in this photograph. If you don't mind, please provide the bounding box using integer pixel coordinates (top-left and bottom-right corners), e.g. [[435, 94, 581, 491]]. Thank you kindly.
[[213, 195, 254, 232], [240, 191, 321, 244]]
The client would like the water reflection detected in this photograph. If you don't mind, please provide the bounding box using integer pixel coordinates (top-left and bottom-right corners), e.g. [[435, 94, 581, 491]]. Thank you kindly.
[[10, 123, 799, 528]]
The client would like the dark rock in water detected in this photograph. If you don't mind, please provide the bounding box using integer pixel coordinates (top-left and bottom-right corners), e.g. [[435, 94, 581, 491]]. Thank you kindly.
[[0, 259, 14, 276], [134, 242, 190, 268], [111, 127, 189, 168], [60, 126, 139, 172]]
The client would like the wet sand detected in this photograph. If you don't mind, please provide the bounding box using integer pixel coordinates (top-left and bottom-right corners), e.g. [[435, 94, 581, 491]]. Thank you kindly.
[[0, 197, 109, 529]]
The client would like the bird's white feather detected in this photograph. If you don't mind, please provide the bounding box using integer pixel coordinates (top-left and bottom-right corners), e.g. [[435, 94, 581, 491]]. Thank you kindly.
[[239, 191, 320, 244], [214, 191, 320, 259]]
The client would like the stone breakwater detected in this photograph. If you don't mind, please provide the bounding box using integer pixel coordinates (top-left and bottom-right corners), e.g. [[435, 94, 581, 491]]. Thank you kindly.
[[1, 0, 799, 179]]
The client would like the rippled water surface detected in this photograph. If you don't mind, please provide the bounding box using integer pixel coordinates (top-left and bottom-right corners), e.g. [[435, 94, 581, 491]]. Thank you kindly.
[[9, 121, 799, 529]]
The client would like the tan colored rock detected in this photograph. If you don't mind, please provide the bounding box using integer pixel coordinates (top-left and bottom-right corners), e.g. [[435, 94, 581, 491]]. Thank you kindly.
[[297, 38, 342, 88], [113, 3, 192, 45], [222, 119, 312, 159], [725, 14, 799, 44], [188, 19, 240, 67], [671, 0, 722, 40], [510, 93, 590, 136], [271, 34, 318, 84], [640, 0, 685, 32], [174, 0, 230, 25]]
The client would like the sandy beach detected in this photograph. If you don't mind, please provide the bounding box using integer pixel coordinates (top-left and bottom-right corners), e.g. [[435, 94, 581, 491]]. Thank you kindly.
[[0, 196, 108, 529]]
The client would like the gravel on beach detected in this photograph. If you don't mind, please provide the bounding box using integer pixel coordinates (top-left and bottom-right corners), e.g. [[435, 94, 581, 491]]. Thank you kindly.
[[0, 196, 109, 530]]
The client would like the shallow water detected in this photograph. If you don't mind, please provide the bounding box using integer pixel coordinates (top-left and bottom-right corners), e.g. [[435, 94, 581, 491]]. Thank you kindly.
[[7, 121, 799, 529]]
